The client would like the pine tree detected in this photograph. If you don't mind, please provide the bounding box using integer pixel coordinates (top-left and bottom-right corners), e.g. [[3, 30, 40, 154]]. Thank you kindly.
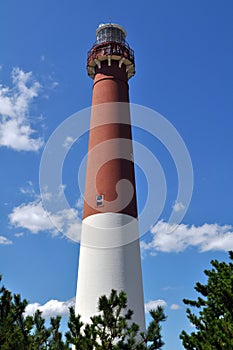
[[0, 276, 68, 349], [0, 276, 166, 349], [180, 251, 233, 349], [66, 289, 166, 349]]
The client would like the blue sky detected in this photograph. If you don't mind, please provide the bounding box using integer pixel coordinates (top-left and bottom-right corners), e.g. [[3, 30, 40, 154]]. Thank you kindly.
[[0, 0, 233, 348]]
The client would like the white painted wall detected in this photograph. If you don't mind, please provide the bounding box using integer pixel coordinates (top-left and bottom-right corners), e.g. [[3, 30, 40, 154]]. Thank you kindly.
[[75, 212, 145, 333]]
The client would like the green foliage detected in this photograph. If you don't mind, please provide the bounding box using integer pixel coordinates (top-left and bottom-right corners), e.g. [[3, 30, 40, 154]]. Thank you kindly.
[[144, 307, 167, 350], [180, 251, 233, 349], [66, 289, 166, 350], [0, 275, 166, 349], [31, 310, 50, 349], [0, 276, 68, 349], [0, 276, 32, 350]]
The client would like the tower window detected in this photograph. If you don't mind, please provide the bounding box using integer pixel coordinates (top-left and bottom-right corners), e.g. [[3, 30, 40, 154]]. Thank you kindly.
[[96, 195, 104, 207]]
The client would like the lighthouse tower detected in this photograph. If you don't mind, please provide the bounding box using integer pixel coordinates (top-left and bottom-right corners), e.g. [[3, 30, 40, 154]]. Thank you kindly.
[[75, 23, 145, 331]]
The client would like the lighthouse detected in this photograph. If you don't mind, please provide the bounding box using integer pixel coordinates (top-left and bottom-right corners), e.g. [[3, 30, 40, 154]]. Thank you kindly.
[[75, 23, 145, 331]]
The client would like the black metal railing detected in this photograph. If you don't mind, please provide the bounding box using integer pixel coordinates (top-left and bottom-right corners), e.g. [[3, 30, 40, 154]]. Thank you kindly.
[[87, 41, 134, 64]]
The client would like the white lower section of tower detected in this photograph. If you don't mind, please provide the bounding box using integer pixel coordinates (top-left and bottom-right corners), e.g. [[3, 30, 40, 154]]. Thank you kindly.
[[75, 212, 145, 332]]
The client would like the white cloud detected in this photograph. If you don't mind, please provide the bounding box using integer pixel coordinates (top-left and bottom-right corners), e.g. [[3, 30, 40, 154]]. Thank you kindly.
[[141, 220, 233, 253], [25, 297, 180, 319], [26, 297, 175, 319], [144, 299, 167, 314], [0, 67, 43, 151], [20, 181, 36, 196], [65, 218, 82, 242], [173, 201, 185, 212], [63, 136, 75, 149], [58, 184, 66, 197], [14, 232, 24, 238], [170, 304, 181, 310], [9, 201, 54, 234], [24, 297, 75, 319], [54, 207, 82, 242], [75, 196, 84, 210], [161, 286, 182, 291], [0, 236, 12, 245], [24, 302, 40, 316], [9, 200, 81, 241], [51, 81, 59, 89]]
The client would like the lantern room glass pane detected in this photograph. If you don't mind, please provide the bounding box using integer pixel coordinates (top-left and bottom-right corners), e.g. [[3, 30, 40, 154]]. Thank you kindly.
[[97, 27, 125, 44]]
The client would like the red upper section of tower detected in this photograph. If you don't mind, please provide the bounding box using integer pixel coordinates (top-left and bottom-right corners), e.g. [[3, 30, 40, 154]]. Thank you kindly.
[[83, 24, 137, 220]]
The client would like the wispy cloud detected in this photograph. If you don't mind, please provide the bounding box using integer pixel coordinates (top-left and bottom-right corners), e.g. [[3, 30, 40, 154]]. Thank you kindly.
[[170, 304, 181, 310], [9, 201, 54, 234], [144, 299, 167, 314], [9, 200, 81, 241], [144, 299, 182, 313], [141, 220, 233, 253], [19, 181, 36, 197], [24, 297, 75, 319], [14, 232, 24, 238], [26, 297, 169, 318], [161, 286, 183, 291], [172, 201, 185, 213], [24, 295, 180, 320], [0, 236, 12, 245], [63, 136, 75, 149], [0, 67, 43, 151], [75, 196, 84, 210]]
